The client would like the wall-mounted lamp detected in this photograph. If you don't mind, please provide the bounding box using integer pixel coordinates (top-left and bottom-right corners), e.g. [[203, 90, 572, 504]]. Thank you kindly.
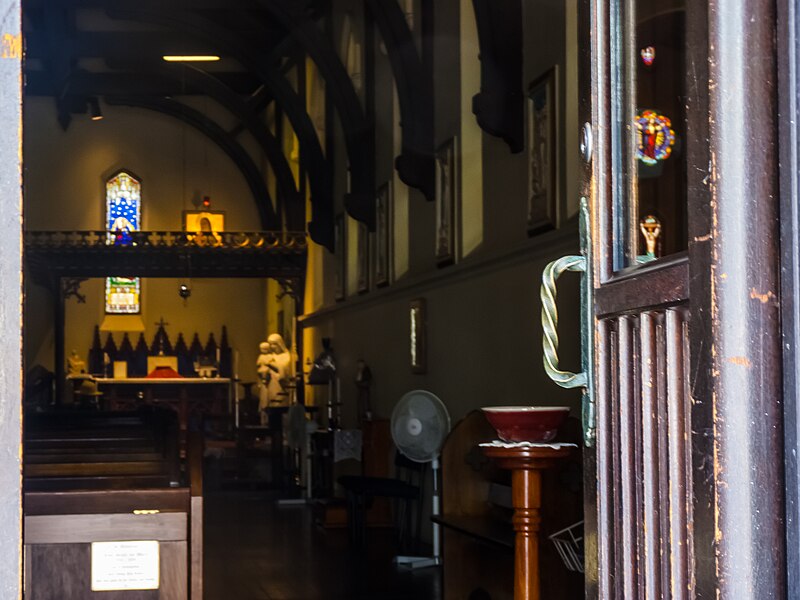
[[88, 97, 103, 121]]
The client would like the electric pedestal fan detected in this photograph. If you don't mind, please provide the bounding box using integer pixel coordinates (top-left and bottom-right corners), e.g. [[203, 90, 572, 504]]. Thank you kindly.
[[391, 389, 451, 569]]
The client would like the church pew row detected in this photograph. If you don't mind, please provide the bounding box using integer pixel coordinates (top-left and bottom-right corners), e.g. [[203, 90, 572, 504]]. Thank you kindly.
[[22, 408, 203, 599]]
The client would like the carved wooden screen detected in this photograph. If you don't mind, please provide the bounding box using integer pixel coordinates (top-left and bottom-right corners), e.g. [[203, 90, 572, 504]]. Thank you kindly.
[[594, 291, 693, 597]]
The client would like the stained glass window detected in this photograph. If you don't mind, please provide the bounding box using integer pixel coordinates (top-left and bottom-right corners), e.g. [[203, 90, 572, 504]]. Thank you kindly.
[[635, 109, 675, 166], [106, 171, 140, 245], [105, 277, 141, 314], [105, 171, 141, 314]]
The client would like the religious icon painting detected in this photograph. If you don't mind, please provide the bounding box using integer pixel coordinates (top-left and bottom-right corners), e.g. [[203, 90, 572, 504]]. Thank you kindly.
[[435, 137, 458, 266], [527, 67, 558, 234], [334, 214, 346, 301], [357, 221, 370, 294], [374, 181, 392, 287], [183, 210, 225, 245]]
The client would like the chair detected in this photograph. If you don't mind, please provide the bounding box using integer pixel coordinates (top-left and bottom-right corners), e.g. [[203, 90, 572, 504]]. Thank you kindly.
[[338, 452, 428, 551]]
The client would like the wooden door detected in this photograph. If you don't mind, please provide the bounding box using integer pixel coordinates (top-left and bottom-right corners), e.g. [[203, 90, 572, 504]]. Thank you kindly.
[[544, 0, 788, 597]]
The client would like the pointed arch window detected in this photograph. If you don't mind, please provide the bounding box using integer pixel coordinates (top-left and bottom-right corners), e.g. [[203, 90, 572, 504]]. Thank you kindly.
[[105, 171, 141, 314]]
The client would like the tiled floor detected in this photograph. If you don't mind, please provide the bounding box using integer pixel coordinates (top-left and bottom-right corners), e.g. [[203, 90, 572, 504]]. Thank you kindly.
[[203, 490, 442, 600]]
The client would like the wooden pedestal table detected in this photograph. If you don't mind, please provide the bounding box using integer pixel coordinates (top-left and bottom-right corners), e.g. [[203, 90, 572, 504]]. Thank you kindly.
[[480, 441, 573, 600]]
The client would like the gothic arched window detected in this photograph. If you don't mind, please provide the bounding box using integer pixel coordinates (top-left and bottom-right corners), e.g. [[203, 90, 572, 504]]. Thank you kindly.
[[105, 171, 141, 314]]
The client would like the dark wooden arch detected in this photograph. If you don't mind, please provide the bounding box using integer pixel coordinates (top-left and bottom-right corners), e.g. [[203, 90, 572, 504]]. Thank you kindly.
[[106, 6, 335, 249], [366, 0, 435, 201], [471, 0, 523, 153], [105, 95, 279, 230], [252, 0, 376, 227]]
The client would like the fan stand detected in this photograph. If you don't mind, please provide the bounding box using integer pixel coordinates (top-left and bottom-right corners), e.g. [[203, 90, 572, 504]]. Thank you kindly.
[[394, 457, 442, 569]]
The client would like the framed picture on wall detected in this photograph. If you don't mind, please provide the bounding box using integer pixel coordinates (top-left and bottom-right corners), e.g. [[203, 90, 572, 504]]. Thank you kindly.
[[357, 221, 369, 294], [410, 298, 427, 374], [374, 181, 392, 287], [527, 67, 558, 234], [334, 214, 346, 301], [435, 137, 458, 266], [184, 210, 225, 235]]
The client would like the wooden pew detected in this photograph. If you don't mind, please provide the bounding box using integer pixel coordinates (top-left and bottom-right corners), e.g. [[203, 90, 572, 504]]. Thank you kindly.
[[22, 408, 203, 599]]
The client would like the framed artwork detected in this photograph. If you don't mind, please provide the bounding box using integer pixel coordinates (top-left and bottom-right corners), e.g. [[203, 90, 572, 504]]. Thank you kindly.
[[410, 298, 427, 374], [357, 221, 370, 294], [184, 210, 225, 244], [527, 67, 558, 233], [334, 215, 346, 301], [435, 137, 458, 265], [374, 181, 392, 287]]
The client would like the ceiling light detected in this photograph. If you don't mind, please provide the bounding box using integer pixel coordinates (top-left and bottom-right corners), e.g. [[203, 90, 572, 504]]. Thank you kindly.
[[88, 97, 103, 121], [162, 55, 221, 62]]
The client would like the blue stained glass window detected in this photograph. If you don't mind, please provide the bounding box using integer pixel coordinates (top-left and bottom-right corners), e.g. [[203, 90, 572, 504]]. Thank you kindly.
[[105, 171, 142, 314], [106, 171, 141, 245]]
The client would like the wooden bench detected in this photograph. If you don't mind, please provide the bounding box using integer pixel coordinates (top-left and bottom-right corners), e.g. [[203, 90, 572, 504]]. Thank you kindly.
[[23, 408, 203, 599]]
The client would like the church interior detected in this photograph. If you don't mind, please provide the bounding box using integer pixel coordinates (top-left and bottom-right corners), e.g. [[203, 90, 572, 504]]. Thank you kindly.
[[18, 0, 689, 598]]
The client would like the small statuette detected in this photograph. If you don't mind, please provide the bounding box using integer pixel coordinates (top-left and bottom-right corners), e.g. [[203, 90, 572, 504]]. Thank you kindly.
[[640, 215, 662, 258]]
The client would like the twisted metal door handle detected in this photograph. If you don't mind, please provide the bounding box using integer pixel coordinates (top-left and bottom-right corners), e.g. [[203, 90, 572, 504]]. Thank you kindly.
[[541, 255, 588, 389]]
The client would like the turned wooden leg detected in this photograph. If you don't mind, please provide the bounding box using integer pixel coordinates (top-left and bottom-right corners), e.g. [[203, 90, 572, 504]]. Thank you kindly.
[[512, 468, 542, 600], [483, 445, 570, 600]]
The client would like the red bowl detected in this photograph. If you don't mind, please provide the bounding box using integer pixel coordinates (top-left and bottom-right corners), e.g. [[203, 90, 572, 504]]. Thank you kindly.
[[481, 406, 570, 443]]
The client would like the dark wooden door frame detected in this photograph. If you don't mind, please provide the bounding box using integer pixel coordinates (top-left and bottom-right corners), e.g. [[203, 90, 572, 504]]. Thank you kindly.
[[780, 0, 800, 594], [0, 0, 23, 596], [697, 0, 785, 597]]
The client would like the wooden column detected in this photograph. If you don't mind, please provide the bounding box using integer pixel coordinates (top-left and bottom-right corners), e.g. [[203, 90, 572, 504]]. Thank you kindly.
[[482, 445, 570, 600]]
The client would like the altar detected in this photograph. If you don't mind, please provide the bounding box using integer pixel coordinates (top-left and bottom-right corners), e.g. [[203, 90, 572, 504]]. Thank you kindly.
[[96, 377, 233, 439]]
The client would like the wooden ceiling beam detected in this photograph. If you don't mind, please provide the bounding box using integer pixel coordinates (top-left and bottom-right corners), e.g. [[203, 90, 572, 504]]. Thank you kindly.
[[24, 70, 265, 97]]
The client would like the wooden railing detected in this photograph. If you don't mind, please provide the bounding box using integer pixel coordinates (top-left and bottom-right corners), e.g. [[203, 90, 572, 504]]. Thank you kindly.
[[25, 230, 307, 250]]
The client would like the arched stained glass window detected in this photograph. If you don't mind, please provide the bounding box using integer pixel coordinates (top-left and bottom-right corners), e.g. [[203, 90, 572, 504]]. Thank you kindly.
[[105, 171, 141, 314]]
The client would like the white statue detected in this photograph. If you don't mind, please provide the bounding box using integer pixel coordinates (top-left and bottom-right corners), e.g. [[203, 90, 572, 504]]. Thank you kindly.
[[67, 349, 86, 376], [256, 334, 293, 417]]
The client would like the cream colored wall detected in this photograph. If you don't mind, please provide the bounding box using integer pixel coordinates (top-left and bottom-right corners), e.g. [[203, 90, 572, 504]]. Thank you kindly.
[[301, 231, 583, 426], [23, 97, 270, 383]]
